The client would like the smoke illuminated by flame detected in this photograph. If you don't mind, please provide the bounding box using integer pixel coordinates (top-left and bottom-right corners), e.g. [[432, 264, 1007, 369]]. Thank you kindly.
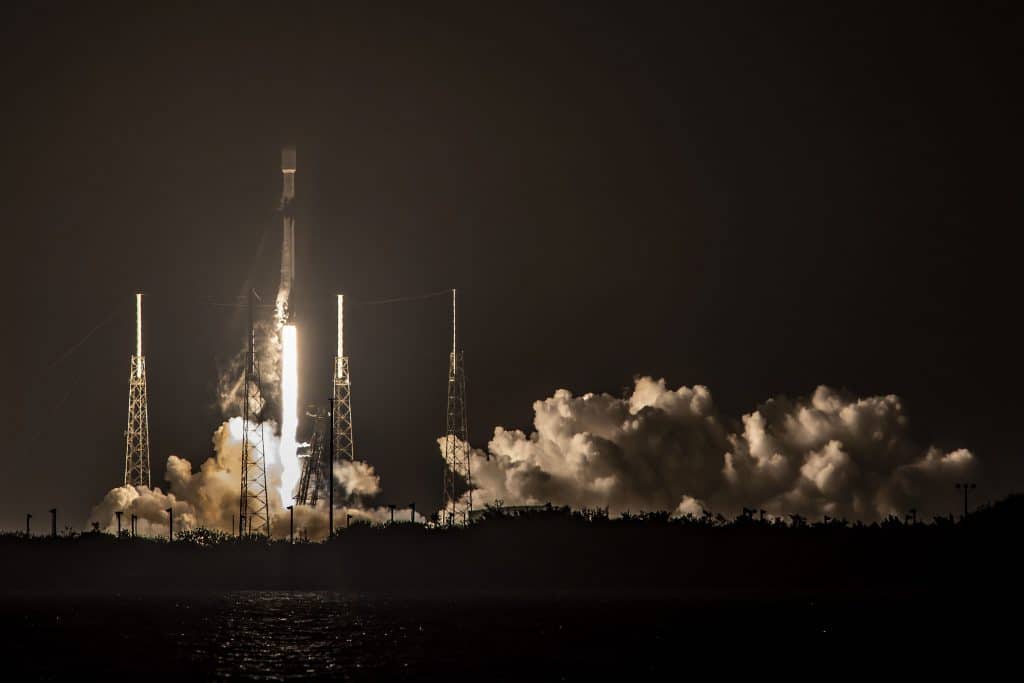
[[279, 324, 300, 508]]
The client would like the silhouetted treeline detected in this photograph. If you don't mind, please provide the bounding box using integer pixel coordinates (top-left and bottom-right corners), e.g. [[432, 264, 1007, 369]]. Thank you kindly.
[[3, 495, 1021, 600]]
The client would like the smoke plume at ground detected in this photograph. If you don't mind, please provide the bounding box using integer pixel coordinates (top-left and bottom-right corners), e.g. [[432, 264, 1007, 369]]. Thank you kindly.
[[92, 377, 978, 535], [446, 377, 977, 521], [90, 417, 417, 539]]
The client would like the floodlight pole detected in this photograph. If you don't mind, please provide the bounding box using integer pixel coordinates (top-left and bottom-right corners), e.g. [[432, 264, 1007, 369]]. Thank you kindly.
[[49, 508, 56, 537], [25, 513, 31, 537], [115, 511, 123, 537], [166, 507, 173, 541], [955, 482, 977, 519], [287, 505, 294, 544], [329, 396, 335, 538]]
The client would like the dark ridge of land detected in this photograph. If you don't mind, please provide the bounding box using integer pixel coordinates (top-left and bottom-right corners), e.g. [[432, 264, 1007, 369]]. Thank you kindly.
[[2, 496, 1021, 602]]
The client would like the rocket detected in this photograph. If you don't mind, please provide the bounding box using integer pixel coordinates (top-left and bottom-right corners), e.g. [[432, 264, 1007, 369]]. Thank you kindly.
[[275, 146, 297, 327]]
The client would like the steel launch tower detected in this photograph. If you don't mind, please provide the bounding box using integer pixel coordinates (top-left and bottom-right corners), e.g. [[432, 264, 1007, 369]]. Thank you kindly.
[[124, 293, 151, 488], [296, 295, 355, 507], [333, 294, 356, 464], [295, 406, 328, 506], [239, 291, 271, 537], [442, 289, 471, 524]]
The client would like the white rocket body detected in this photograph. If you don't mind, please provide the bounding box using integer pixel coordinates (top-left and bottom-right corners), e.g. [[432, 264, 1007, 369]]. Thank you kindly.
[[276, 146, 297, 327]]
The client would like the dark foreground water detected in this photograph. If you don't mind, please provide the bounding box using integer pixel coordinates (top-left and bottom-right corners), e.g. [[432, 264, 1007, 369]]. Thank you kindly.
[[0, 591, 998, 680]]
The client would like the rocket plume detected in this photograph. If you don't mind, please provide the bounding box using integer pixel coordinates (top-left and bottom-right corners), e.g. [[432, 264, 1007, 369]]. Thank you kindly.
[[278, 324, 301, 507]]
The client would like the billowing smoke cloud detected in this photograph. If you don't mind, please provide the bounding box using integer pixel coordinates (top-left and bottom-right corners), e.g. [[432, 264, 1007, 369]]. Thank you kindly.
[[334, 460, 382, 499], [216, 320, 281, 417], [91, 483, 196, 536], [90, 417, 420, 539], [446, 378, 976, 521]]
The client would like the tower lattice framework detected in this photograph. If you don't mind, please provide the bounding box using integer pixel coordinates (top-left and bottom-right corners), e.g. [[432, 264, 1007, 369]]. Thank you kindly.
[[124, 293, 151, 488], [443, 288, 471, 525], [239, 291, 271, 537], [333, 357, 355, 464], [296, 406, 328, 506], [333, 294, 356, 466]]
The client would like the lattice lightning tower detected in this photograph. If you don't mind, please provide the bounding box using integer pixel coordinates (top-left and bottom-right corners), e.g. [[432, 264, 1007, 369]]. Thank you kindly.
[[124, 293, 151, 488], [333, 294, 356, 464], [239, 290, 271, 537], [443, 288, 471, 525]]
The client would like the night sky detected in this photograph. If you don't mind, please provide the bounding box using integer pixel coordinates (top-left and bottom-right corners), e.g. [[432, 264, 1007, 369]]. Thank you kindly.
[[2, 1, 1021, 529]]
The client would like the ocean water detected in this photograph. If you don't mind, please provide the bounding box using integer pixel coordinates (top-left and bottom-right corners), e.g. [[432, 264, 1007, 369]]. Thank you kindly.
[[1, 590, 965, 679]]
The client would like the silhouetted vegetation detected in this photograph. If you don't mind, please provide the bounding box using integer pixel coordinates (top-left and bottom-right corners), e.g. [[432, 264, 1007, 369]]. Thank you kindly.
[[3, 495, 1022, 600]]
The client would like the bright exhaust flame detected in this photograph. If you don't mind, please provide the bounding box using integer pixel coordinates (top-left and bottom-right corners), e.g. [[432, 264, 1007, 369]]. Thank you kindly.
[[279, 324, 300, 508]]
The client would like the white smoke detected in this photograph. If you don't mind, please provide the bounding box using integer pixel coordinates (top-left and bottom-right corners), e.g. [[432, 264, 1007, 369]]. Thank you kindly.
[[89, 416, 403, 539], [444, 377, 976, 521], [216, 320, 282, 416], [90, 484, 196, 536], [333, 459, 382, 498]]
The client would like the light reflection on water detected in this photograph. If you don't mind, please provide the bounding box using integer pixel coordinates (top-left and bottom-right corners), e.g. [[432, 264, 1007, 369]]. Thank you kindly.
[[8, 590, 799, 680], [189, 592, 431, 680]]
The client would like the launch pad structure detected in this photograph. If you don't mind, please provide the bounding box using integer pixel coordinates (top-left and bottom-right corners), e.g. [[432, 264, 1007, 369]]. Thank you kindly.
[[295, 406, 328, 506], [333, 294, 356, 465], [297, 294, 356, 508], [124, 293, 151, 488], [116, 146, 477, 534], [239, 290, 271, 537]]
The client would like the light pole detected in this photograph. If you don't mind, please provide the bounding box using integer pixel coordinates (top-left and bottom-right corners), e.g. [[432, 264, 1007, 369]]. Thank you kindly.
[[329, 396, 335, 538], [115, 511, 123, 537], [955, 482, 977, 519], [166, 507, 173, 541], [49, 508, 56, 537], [25, 513, 31, 537], [287, 505, 294, 544]]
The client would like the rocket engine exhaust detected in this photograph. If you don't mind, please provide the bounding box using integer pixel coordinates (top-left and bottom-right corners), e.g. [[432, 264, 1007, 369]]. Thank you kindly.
[[279, 324, 300, 507]]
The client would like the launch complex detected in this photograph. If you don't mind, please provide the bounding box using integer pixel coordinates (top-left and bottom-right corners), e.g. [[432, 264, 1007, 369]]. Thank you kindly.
[[122, 148, 472, 536]]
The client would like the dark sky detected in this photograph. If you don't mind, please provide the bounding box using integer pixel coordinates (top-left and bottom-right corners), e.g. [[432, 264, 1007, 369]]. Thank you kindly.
[[2, 1, 1021, 529]]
